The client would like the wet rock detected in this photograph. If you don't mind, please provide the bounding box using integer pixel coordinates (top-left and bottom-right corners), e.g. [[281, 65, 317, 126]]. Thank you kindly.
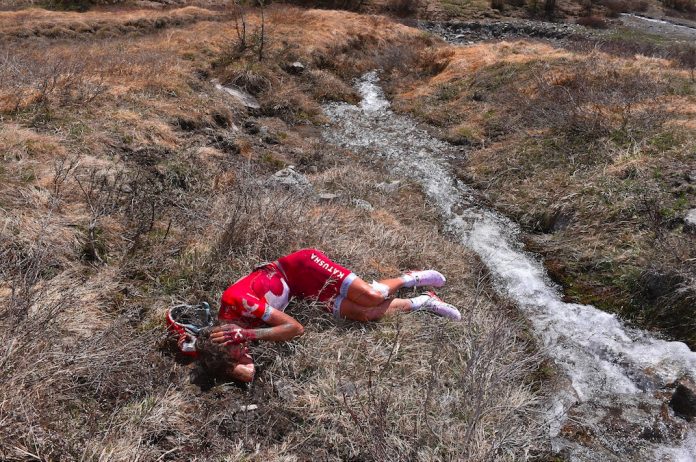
[[670, 378, 696, 421], [285, 61, 305, 75], [351, 198, 374, 211], [420, 19, 588, 45], [212, 79, 260, 109], [318, 193, 340, 201], [556, 395, 688, 461], [451, 203, 468, 215], [376, 180, 401, 194], [266, 166, 313, 192], [684, 208, 696, 233]]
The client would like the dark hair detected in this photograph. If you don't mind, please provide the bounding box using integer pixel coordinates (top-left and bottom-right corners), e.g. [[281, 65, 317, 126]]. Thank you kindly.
[[195, 325, 244, 376]]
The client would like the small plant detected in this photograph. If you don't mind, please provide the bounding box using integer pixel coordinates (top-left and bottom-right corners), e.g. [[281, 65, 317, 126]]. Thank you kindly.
[[233, 0, 248, 50], [674, 43, 696, 81]]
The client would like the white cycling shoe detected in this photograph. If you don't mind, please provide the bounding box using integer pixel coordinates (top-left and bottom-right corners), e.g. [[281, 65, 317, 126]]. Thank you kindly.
[[419, 291, 462, 321], [404, 270, 447, 288]]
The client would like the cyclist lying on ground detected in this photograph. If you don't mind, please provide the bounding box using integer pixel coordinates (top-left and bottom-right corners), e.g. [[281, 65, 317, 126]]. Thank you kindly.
[[168, 248, 461, 382]]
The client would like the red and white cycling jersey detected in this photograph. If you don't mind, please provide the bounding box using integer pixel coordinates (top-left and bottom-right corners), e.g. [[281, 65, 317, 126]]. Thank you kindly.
[[219, 264, 290, 327], [219, 249, 356, 326]]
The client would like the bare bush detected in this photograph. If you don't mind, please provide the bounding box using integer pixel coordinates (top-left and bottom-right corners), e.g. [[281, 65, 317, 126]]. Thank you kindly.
[[0, 47, 106, 114], [577, 15, 610, 27], [289, 0, 366, 11], [662, 0, 696, 12], [525, 0, 557, 17], [673, 43, 696, 80], [520, 56, 664, 143], [601, 0, 649, 15], [602, 0, 627, 16], [544, 0, 557, 16], [384, 0, 420, 17]]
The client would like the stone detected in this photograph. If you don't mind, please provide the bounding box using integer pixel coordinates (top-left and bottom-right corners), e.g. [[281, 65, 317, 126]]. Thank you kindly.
[[687, 171, 696, 183], [684, 208, 696, 233], [375, 180, 401, 194], [285, 61, 305, 75], [274, 380, 295, 401], [670, 378, 696, 421], [239, 404, 258, 412], [351, 198, 374, 212], [266, 166, 313, 192], [318, 193, 340, 201], [211, 79, 260, 109]]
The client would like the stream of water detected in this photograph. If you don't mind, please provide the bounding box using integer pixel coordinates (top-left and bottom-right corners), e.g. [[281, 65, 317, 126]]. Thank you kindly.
[[619, 13, 696, 40], [322, 72, 696, 461]]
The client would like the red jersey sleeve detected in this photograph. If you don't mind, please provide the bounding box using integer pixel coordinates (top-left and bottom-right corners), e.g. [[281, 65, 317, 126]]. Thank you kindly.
[[220, 288, 273, 322]]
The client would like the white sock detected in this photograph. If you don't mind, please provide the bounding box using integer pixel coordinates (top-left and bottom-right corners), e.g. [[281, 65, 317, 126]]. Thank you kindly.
[[371, 281, 390, 298], [408, 295, 430, 310], [401, 273, 416, 287]]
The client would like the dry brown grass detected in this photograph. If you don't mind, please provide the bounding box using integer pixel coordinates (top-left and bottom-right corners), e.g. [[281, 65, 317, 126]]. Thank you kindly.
[[0, 6, 230, 41], [0, 6, 546, 461]]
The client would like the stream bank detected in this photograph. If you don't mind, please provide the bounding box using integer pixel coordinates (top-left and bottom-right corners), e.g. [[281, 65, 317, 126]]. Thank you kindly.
[[323, 71, 696, 461]]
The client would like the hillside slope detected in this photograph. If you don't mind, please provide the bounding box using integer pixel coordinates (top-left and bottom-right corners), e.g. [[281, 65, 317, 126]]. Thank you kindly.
[[0, 7, 546, 461]]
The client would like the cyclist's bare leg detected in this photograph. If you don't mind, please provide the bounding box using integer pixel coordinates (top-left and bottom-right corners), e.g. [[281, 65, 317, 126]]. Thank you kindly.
[[346, 277, 406, 307], [337, 297, 413, 322]]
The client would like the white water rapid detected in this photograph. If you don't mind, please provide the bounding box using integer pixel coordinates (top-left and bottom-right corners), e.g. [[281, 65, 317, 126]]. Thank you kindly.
[[322, 72, 696, 461], [619, 13, 696, 39]]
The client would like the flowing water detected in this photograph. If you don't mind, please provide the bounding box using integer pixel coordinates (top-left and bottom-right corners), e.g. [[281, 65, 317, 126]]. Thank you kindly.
[[619, 13, 696, 40], [322, 72, 696, 461]]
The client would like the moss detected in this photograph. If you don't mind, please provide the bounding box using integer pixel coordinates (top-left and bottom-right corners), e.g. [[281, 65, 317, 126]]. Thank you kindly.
[[660, 194, 690, 220], [20, 166, 36, 183], [606, 27, 670, 46], [260, 152, 286, 170], [649, 131, 682, 152]]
